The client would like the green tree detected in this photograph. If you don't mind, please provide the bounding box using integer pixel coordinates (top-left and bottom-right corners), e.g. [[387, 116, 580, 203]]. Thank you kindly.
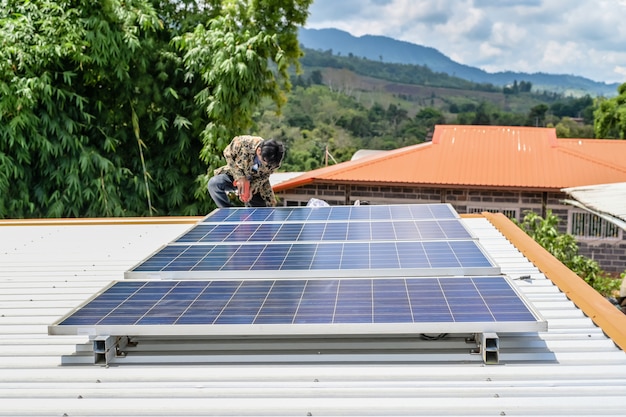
[[0, 0, 312, 218], [519, 80, 532, 93], [551, 95, 593, 119], [553, 117, 595, 138], [472, 102, 492, 125], [310, 69, 323, 85], [527, 104, 549, 127], [414, 107, 446, 126], [174, 0, 312, 173], [515, 211, 620, 296], [386, 104, 409, 136], [0, 0, 166, 217], [594, 82, 626, 139]]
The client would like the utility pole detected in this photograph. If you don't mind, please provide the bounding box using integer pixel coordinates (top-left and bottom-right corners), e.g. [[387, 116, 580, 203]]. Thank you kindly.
[[325, 145, 337, 166]]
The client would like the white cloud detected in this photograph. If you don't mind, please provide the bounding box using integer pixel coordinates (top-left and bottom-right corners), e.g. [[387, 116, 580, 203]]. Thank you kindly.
[[489, 22, 525, 48], [615, 66, 626, 78], [477, 42, 502, 61], [542, 41, 585, 68], [305, 0, 626, 84]]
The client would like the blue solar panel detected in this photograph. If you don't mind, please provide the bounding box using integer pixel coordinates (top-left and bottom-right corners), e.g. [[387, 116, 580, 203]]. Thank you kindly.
[[50, 203, 548, 344], [53, 277, 543, 332], [202, 204, 458, 223], [175, 219, 472, 243], [125, 203, 494, 279], [127, 240, 497, 278]]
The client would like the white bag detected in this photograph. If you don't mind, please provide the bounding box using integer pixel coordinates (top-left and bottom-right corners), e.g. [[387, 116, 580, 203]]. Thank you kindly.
[[306, 198, 330, 207]]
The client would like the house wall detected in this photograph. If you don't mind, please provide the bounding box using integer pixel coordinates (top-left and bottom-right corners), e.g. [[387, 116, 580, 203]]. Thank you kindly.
[[277, 184, 626, 273]]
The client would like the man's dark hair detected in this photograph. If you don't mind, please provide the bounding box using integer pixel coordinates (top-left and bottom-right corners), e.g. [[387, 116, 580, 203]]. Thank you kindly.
[[259, 139, 284, 168]]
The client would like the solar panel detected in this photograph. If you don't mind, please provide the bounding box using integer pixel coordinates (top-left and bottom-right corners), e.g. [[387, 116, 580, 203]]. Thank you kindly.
[[125, 240, 499, 279], [49, 276, 546, 336], [49, 203, 549, 365], [126, 204, 496, 279], [175, 219, 472, 243], [202, 203, 459, 224]]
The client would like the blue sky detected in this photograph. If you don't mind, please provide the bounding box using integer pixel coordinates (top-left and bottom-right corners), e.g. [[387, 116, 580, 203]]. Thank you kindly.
[[306, 0, 626, 85]]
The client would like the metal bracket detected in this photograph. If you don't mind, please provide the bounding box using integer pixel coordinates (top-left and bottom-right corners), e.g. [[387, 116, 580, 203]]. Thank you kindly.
[[467, 332, 499, 364], [92, 336, 132, 365], [479, 332, 500, 364]]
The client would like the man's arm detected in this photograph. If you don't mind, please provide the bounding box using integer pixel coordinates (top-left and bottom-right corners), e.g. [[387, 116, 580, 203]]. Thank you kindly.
[[223, 137, 250, 181]]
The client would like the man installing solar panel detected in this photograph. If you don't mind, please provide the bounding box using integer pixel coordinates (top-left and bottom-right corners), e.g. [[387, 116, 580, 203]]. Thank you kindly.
[[208, 135, 285, 207]]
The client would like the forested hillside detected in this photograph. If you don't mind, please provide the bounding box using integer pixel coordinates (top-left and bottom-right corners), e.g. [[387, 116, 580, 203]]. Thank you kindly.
[[253, 48, 598, 173], [298, 28, 620, 97]]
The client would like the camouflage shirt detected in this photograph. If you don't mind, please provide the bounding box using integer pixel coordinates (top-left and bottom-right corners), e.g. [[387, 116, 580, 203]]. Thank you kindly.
[[213, 135, 277, 206]]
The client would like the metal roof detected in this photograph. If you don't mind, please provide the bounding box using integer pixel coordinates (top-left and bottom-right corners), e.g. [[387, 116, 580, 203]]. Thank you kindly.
[[273, 125, 626, 191], [1, 214, 626, 416], [350, 149, 388, 160], [562, 182, 626, 230], [269, 171, 304, 187]]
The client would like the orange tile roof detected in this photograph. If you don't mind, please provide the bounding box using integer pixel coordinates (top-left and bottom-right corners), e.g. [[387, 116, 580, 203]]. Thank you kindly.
[[274, 125, 626, 191]]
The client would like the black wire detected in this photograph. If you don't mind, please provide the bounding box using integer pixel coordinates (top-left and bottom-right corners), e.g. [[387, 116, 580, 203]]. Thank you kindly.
[[419, 333, 449, 340]]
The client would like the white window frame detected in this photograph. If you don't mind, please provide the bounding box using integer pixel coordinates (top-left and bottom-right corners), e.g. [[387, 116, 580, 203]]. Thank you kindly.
[[568, 210, 622, 240], [467, 206, 519, 221]]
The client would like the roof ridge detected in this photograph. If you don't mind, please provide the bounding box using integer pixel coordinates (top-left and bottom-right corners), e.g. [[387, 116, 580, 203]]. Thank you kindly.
[[273, 142, 430, 191], [273, 125, 626, 191], [557, 145, 626, 174], [0, 217, 202, 226], [483, 211, 626, 353]]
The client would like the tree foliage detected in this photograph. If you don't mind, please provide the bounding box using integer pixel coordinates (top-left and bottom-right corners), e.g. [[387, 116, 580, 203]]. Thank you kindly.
[[300, 48, 500, 92], [594, 82, 626, 139], [515, 211, 620, 296], [1, 0, 164, 217], [0, 0, 311, 218], [174, 0, 310, 171]]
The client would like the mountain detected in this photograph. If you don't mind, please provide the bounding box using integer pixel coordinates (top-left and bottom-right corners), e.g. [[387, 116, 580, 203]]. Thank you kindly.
[[299, 28, 619, 97]]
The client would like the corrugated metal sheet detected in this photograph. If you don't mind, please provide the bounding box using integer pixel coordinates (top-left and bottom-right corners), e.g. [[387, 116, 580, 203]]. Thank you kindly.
[[558, 138, 626, 168], [1, 215, 626, 416], [562, 182, 626, 229], [273, 125, 626, 191]]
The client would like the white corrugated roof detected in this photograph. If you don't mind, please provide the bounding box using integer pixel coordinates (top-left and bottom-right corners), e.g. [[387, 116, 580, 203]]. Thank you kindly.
[[351, 149, 388, 160], [270, 172, 304, 187], [562, 181, 626, 230], [1, 214, 626, 416]]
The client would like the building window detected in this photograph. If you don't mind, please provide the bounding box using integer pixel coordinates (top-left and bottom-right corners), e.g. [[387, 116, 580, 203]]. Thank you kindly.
[[467, 207, 518, 221], [570, 211, 621, 239], [284, 200, 308, 207]]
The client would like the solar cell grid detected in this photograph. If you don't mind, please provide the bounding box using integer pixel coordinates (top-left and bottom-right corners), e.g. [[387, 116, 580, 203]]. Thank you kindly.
[[129, 240, 496, 278], [202, 204, 458, 224], [53, 277, 543, 332], [50, 203, 549, 344], [175, 219, 472, 244]]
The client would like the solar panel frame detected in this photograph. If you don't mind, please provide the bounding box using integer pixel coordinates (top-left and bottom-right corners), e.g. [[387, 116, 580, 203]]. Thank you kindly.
[[124, 240, 500, 280], [201, 203, 460, 224], [49, 276, 547, 337], [49, 203, 549, 359], [125, 204, 495, 279], [174, 219, 474, 244]]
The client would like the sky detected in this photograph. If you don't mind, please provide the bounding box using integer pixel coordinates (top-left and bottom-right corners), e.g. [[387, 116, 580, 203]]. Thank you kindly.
[[305, 0, 626, 85]]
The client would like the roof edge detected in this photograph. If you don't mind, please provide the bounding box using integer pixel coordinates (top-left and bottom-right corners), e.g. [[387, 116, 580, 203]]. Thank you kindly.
[[0, 216, 203, 227], [480, 211, 626, 352], [273, 175, 315, 192], [561, 199, 626, 231], [273, 142, 431, 192], [557, 146, 626, 174]]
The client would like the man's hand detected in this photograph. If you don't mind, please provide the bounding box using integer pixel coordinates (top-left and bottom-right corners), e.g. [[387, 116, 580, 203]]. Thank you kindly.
[[233, 178, 251, 203]]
